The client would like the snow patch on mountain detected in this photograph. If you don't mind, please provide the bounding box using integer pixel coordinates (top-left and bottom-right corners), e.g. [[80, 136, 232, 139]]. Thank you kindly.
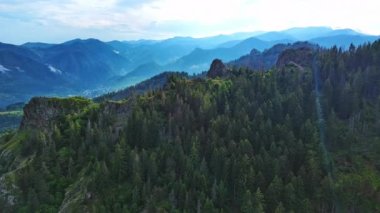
[[0, 64, 10, 74], [48, 65, 62, 74]]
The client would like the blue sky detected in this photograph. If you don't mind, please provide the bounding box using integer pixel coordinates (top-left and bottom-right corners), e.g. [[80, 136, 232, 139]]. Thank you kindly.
[[0, 0, 379, 44]]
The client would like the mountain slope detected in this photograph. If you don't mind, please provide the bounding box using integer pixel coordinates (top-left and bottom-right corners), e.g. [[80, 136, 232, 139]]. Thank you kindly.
[[0, 43, 71, 107], [0, 39, 134, 107], [281, 26, 335, 40], [1, 27, 378, 108], [32, 39, 132, 87], [310, 34, 380, 48], [112, 62, 169, 90], [1, 40, 380, 212], [229, 42, 318, 70], [95, 72, 187, 102], [168, 38, 286, 73], [109, 32, 264, 67], [165, 27, 377, 75], [254, 31, 296, 41], [256, 26, 365, 41]]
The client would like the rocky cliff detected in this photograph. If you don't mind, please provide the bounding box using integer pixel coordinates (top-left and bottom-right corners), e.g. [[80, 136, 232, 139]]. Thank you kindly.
[[20, 97, 92, 131], [207, 59, 229, 78]]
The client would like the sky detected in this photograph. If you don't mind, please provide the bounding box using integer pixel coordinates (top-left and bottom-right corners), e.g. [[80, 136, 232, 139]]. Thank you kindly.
[[0, 0, 379, 44]]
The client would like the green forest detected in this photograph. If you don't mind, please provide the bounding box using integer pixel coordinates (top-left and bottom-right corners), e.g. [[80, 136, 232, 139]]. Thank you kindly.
[[0, 41, 380, 212]]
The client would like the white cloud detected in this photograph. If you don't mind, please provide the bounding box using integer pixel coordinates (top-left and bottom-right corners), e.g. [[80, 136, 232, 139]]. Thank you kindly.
[[47, 64, 62, 74], [0, 64, 10, 74], [0, 0, 379, 43]]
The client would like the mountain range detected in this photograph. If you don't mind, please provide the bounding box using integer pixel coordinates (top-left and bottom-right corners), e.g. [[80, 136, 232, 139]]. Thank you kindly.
[[229, 42, 319, 71], [0, 26, 378, 107], [1, 40, 380, 211]]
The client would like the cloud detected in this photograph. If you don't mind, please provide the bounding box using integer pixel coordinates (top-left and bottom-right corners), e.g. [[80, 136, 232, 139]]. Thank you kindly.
[[1, 0, 138, 27], [0, 0, 379, 44]]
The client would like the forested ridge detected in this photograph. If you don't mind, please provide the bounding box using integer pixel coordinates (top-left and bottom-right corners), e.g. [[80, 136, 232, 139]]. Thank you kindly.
[[0, 41, 380, 212]]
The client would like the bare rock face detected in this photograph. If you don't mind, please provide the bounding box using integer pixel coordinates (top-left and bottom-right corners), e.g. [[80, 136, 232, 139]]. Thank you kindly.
[[20, 97, 92, 131], [19, 96, 134, 133], [207, 59, 229, 78]]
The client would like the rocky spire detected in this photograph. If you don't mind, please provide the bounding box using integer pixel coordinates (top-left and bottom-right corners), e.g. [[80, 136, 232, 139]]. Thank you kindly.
[[207, 59, 228, 78]]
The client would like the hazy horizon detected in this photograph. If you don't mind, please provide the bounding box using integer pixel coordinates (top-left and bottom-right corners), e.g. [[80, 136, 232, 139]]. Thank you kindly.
[[1, 0, 380, 44], [1, 26, 379, 45]]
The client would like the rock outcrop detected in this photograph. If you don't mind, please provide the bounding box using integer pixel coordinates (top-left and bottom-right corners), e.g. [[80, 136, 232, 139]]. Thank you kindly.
[[20, 97, 92, 130], [207, 59, 229, 78], [19, 95, 136, 139]]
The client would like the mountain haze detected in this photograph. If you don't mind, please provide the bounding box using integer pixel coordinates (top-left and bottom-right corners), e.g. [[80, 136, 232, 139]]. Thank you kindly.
[[0, 27, 378, 108], [1, 40, 379, 212]]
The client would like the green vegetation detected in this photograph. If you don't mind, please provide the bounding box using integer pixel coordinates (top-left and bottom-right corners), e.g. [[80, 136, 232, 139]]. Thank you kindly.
[[0, 41, 380, 212], [38, 96, 93, 109], [0, 111, 23, 116]]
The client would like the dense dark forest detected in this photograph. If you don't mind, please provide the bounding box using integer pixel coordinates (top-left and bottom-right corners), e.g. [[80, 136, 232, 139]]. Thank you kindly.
[[0, 41, 379, 212]]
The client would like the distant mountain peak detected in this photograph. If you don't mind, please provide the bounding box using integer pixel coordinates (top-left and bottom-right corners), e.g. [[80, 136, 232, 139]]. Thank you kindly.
[[62, 38, 104, 46]]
